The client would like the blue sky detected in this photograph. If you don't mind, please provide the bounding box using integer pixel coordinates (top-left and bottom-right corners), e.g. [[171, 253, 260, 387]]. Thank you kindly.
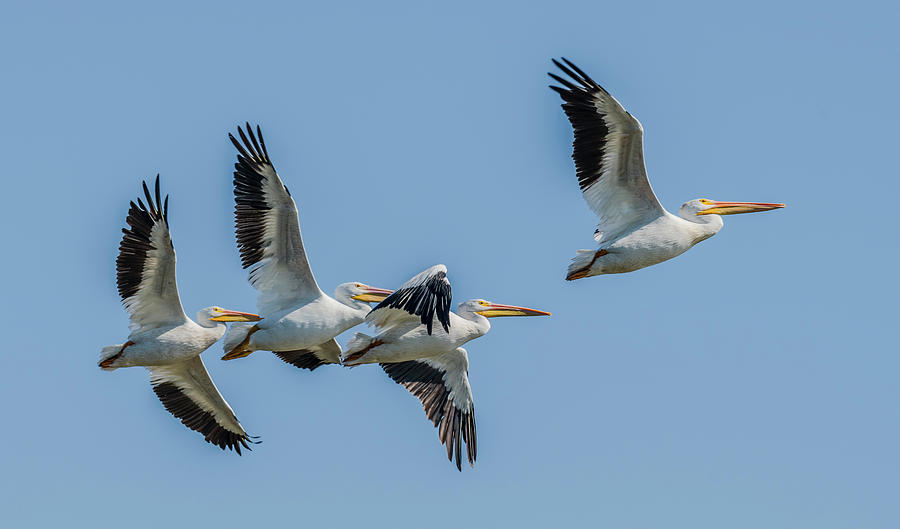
[[2, 0, 898, 527]]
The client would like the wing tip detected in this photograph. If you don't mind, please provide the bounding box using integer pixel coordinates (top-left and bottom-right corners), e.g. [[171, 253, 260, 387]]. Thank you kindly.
[[549, 56, 607, 95], [232, 122, 271, 165], [151, 380, 256, 456]]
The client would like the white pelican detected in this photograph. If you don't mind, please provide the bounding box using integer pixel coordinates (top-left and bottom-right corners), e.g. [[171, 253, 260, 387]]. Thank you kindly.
[[342, 265, 550, 470], [221, 124, 394, 369], [549, 58, 785, 279], [100, 176, 262, 454]]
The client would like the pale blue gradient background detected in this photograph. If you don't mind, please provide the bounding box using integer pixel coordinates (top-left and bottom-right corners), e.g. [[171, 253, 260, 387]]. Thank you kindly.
[[1, 1, 897, 527]]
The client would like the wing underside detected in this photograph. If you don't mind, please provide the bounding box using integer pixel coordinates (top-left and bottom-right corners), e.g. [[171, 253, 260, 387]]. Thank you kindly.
[[381, 348, 475, 470], [149, 356, 256, 454]]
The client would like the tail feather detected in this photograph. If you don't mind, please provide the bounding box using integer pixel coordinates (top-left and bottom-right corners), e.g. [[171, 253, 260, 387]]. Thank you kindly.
[[566, 250, 598, 281], [342, 332, 374, 364], [344, 332, 373, 355], [99, 344, 124, 371], [223, 322, 255, 354]]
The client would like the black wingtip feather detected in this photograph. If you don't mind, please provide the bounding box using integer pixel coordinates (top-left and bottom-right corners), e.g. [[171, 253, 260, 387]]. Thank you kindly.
[[561, 57, 602, 90], [549, 58, 613, 193], [228, 132, 251, 160], [154, 175, 162, 216], [548, 72, 581, 93], [116, 177, 169, 302], [256, 125, 269, 160], [245, 123, 265, 163], [230, 123, 278, 270], [151, 381, 255, 455], [552, 58, 584, 86]]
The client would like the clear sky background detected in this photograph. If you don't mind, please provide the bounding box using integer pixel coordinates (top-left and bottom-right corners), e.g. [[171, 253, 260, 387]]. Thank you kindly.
[[2, 0, 898, 527]]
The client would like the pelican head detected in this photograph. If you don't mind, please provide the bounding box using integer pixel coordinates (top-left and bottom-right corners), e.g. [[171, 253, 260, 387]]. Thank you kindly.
[[336, 282, 394, 303], [201, 306, 262, 323], [460, 299, 551, 318], [682, 198, 785, 217]]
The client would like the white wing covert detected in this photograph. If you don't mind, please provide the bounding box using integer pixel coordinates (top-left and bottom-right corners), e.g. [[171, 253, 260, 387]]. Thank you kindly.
[[149, 356, 256, 454], [549, 58, 666, 245], [230, 123, 321, 314], [380, 347, 475, 471], [116, 176, 187, 332], [366, 264, 452, 335]]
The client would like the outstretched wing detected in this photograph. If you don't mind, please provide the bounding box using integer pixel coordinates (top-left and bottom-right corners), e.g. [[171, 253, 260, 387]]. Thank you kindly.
[[366, 264, 452, 335], [230, 123, 321, 315], [549, 58, 666, 245], [380, 348, 475, 471], [149, 356, 256, 454], [273, 338, 342, 371], [116, 175, 187, 331]]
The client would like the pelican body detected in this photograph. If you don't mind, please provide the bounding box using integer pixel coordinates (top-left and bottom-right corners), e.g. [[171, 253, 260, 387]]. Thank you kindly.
[[100, 177, 261, 454], [549, 58, 784, 279], [107, 310, 239, 368], [221, 124, 392, 370], [225, 283, 392, 367], [342, 265, 549, 471]]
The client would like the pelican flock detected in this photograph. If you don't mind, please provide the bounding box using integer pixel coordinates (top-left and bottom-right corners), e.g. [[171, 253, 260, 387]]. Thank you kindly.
[[98, 58, 784, 469], [549, 58, 784, 279]]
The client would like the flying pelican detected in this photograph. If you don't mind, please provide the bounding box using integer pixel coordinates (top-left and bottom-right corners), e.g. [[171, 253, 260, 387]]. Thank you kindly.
[[221, 124, 393, 370], [100, 176, 262, 454], [342, 265, 550, 470], [549, 58, 785, 279]]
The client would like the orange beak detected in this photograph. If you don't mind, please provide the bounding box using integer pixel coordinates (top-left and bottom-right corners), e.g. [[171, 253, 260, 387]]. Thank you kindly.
[[697, 201, 786, 216], [209, 309, 262, 322], [351, 286, 394, 303], [476, 303, 551, 318]]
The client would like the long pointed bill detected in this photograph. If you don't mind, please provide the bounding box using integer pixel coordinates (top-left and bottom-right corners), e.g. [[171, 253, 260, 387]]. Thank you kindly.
[[697, 201, 786, 216], [351, 286, 394, 303], [476, 303, 551, 318], [210, 309, 262, 322]]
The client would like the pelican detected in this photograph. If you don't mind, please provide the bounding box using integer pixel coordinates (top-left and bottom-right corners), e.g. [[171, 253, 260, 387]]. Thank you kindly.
[[100, 176, 261, 454], [342, 265, 550, 470], [221, 124, 393, 370], [549, 58, 785, 279]]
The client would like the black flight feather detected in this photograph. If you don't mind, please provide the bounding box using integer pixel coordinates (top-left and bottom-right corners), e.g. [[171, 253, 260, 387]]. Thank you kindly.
[[273, 349, 332, 371], [373, 271, 452, 335], [548, 58, 612, 192], [152, 381, 257, 455], [230, 123, 280, 270], [381, 360, 476, 471], [116, 175, 168, 302]]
